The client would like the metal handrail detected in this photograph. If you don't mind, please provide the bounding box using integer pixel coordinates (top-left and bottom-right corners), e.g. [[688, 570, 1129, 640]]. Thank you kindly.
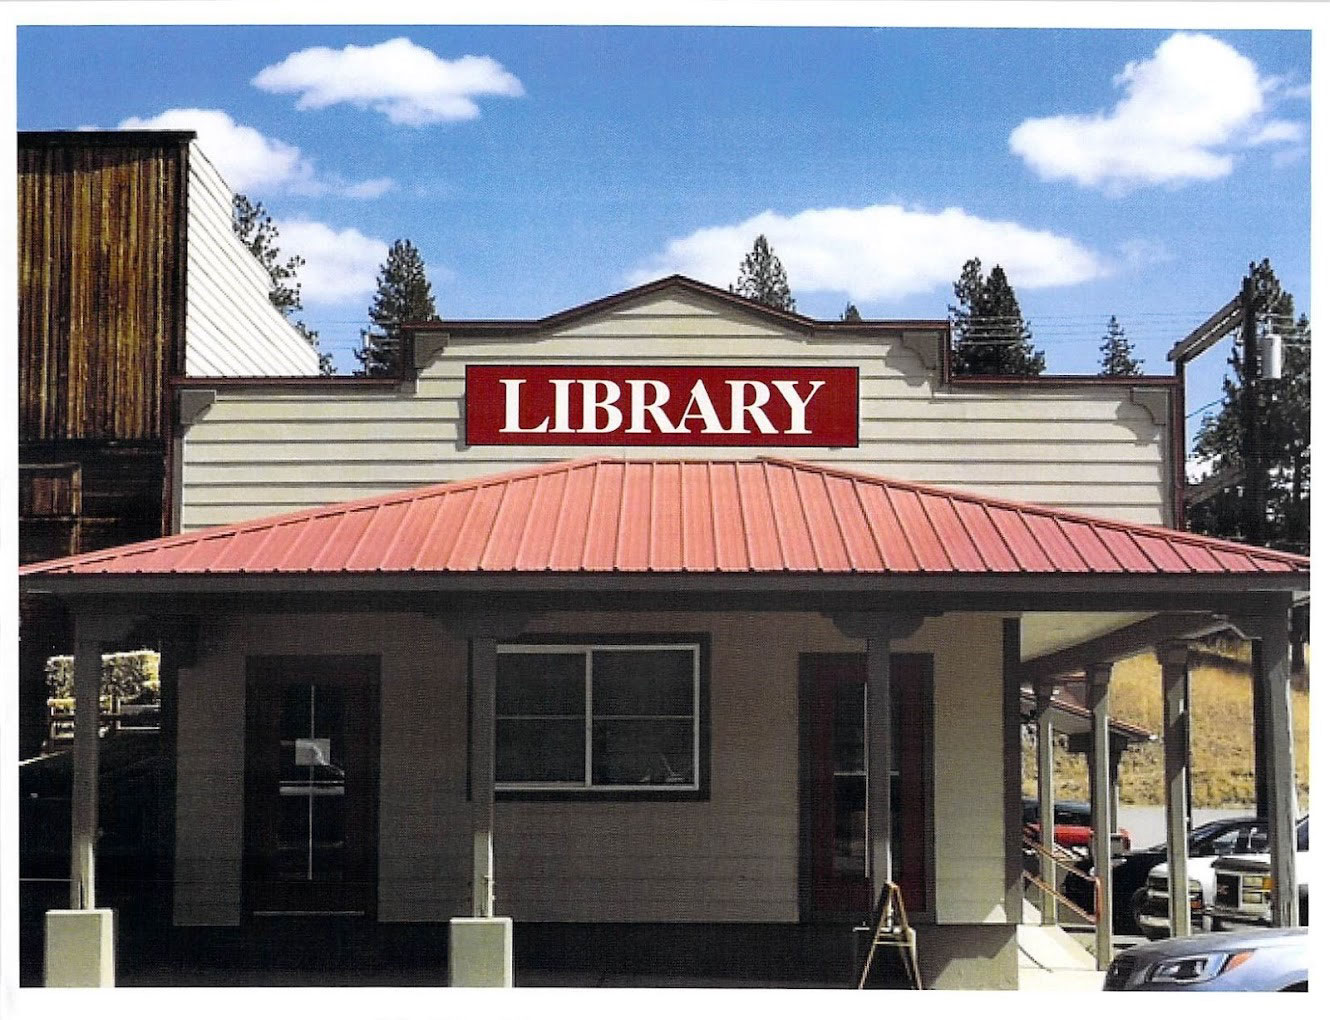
[[1021, 834, 1100, 927]]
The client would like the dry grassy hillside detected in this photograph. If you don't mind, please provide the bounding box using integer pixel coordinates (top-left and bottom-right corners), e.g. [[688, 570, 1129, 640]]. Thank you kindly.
[[1022, 647, 1310, 811]]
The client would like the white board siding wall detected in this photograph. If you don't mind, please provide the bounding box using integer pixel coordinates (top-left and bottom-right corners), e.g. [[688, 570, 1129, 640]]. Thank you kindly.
[[182, 141, 319, 378], [178, 289, 1173, 530], [172, 607, 1008, 928]]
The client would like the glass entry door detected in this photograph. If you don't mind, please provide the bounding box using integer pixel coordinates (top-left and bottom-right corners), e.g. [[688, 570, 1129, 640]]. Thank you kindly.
[[243, 656, 379, 918], [806, 653, 931, 917]]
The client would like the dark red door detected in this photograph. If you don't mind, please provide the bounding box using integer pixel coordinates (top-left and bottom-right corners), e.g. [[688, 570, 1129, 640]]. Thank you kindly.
[[807, 654, 930, 916], [243, 656, 380, 918]]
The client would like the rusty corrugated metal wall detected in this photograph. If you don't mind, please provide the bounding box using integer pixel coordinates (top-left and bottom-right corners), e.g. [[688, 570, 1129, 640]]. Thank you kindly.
[[18, 137, 185, 442]]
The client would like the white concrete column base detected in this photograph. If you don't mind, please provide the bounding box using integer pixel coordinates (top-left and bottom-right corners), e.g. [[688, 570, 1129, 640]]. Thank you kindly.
[[449, 916, 513, 987], [45, 908, 116, 987]]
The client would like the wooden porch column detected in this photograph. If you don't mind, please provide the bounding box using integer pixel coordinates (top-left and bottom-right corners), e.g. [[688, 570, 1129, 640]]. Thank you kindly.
[[828, 612, 924, 903], [1253, 608, 1298, 927], [1155, 641, 1192, 936], [1034, 685, 1057, 925], [69, 614, 127, 910], [470, 635, 498, 918], [1086, 662, 1113, 967], [865, 630, 893, 896]]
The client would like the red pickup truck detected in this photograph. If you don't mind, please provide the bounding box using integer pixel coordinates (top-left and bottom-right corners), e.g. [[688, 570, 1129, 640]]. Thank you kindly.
[[1022, 797, 1131, 856]]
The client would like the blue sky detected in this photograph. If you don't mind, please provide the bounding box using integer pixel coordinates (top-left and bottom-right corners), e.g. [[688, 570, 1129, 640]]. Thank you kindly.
[[16, 21, 1313, 438]]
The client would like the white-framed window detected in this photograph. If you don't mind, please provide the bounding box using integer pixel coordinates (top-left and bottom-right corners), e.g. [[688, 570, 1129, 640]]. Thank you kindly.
[[495, 642, 701, 792]]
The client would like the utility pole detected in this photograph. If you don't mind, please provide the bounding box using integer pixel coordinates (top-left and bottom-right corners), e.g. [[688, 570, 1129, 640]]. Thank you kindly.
[[1239, 272, 1265, 547]]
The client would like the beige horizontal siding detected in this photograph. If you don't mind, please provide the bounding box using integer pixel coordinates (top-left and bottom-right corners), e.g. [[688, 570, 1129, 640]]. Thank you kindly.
[[179, 287, 1174, 529], [182, 142, 320, 378]]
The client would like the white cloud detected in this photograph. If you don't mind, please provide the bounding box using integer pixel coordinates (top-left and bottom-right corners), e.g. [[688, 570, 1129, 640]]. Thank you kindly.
[[629, 204, 1105, 302], [1009, 33, 1305, 194], [253, 37, 524, 127], [273, 219, 388, 305], [117, 108, 395, 199], [1116, 237, 1173, 270]]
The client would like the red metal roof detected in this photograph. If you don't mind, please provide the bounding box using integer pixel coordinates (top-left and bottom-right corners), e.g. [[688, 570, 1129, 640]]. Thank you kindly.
[[19, 456, 1309, 578]]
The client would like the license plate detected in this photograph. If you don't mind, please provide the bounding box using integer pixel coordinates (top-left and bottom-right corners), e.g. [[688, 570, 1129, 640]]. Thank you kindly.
[[1216, 873, 1240, 907]]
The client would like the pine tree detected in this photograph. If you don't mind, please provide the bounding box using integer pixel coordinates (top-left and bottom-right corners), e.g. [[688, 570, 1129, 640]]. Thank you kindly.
[[730, 234, 796, 312], [358, 239, 437, 377], [1189, 260, 1311, 556], [1097, 316, 1143, 376], [840, 302, 862, 322], [232, 194, 333, 374], [948, 258, 1045, 376]]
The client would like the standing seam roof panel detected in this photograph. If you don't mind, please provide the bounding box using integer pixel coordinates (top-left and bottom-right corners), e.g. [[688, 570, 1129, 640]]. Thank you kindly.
[[793, 468, 851, 571], [513, 471, 568, 571], [545, 463, 596, 571], [823, 474, 885, 571], [1054, 519, 1121, 572], [650, 461, 684, 571], [1091, 526, 1157, 572], [581, 462, 624, 571], [273, 514, 344, 573], [1170, 541, 1227, 574], [680, 462, 717, 572], [378, 495, 447, 571], [986, 506, 1055, 572], [1133, 534, 1192, 573], [918, 493, 987, 572], [950, 500, 1021, 572], [343, 501, 409, 571], [765, 462, 820, 570], [310, 505, 379, 571], [413, 490, 474, 570], [480, 475, 540, 570], [449, 484, 507, 570], [616, 462, 653, 571], [886, 488, 952, 571], [734, 462, 784, 570], [854, 482, 919, 571], [1024, 514, 1090, 572], [708, 463, 750, 571], [1207, 547, 1257, 573]]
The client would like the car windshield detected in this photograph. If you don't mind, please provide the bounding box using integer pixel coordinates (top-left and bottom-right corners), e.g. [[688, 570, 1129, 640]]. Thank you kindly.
[[1145, 818, 1236, 853]]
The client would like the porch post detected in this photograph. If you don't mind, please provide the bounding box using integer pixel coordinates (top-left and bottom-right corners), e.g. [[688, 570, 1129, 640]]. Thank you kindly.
[[1034, 685, 1057, 925], [1086, 662, 1113, 967], [1155, 641, 1192, 937], [70, 617, 105, 911], [1254, 607, 1298, 927], [47, 612, 126, 987], [470, 635, 497, 919], [865, 630, 893, 897]]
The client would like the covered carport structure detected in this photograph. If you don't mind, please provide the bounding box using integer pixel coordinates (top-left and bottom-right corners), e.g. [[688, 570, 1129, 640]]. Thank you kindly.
[[18, 456, 1309, 988]]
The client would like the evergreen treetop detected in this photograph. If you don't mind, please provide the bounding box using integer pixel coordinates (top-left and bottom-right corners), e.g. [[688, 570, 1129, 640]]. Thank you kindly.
[[358, 239, 438, 377], [948, 257, 1045, 376], [730, 234, 796, 313], [1097, 315, 1143, 377]]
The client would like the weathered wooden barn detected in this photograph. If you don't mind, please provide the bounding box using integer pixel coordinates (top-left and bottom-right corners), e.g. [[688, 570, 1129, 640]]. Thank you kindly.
[[17, 129, 320, 757]]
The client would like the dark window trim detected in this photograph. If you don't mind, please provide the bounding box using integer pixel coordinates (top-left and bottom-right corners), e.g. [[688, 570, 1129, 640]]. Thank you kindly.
[[478, 632, 711, 803]]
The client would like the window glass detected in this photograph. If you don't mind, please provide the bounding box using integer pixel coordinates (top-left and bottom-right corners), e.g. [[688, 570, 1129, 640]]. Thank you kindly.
[[591, 649, 694, 716], [496, 644, 699, 790], [497, 652, 584, 715]]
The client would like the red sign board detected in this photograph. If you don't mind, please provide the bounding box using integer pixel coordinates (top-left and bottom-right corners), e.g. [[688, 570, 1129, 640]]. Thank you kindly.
[[465, 365, 859, 447]]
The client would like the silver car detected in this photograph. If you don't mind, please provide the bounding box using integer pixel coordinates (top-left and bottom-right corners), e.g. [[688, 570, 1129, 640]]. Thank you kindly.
[[1103, 927, 1308, 991]]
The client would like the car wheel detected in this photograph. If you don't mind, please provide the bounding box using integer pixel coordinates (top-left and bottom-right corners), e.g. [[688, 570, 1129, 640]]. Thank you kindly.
[[1129, 889, 1161, 939]]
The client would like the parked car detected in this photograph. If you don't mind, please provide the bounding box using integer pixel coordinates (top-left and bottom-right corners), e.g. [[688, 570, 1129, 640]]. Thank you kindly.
[[1021, 797, 1131, 857], [1122, 817, 1268, 938], [1103, 926, 1308, 991], [1209, 816, 1310, 928]]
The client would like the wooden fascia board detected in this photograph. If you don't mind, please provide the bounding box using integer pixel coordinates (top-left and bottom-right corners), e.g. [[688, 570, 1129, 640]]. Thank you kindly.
[[23, 570, 1308, 602]]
